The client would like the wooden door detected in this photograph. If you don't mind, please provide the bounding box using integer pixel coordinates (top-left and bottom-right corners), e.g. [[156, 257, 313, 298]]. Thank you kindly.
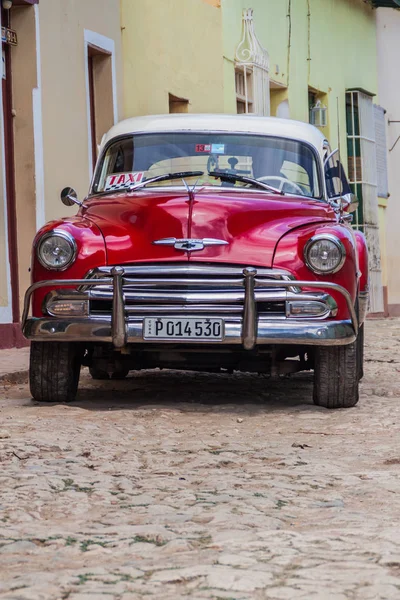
[[2, 7, 19, 322]]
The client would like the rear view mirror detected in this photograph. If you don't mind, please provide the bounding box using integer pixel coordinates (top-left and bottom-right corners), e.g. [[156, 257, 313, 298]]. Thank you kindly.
[[60, 187, 81, 207]]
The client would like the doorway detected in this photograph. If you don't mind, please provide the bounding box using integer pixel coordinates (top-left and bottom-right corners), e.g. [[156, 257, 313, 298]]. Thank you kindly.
[[1, 6, 19, 324], [87, 44, 114, 173]]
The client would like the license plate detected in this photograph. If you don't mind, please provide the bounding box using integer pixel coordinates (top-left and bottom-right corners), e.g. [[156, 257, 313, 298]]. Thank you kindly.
[[143, 318, 224, 341]]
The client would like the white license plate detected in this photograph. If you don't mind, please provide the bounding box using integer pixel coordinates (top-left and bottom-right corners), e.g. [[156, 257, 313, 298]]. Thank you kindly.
[[143, 318, 224, 341]]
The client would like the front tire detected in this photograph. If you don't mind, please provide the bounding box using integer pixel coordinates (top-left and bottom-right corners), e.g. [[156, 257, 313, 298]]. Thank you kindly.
[[30, 342, 81, 403], [313, 339, 359, 409]]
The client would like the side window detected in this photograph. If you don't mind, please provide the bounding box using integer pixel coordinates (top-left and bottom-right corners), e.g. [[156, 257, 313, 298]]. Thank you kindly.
[[95, 140, 134, 192], [325, 150, 351, 198]]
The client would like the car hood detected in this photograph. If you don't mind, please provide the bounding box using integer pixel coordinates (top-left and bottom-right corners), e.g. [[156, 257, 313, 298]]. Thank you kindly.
[[82, 189, 336, 267]]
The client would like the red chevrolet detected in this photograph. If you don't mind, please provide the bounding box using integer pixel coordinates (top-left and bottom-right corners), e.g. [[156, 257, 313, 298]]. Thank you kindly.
[[23, 114, 368, 408]]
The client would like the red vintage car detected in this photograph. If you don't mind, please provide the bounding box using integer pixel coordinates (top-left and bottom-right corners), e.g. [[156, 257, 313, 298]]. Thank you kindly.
[[23, 114, 368, 408]]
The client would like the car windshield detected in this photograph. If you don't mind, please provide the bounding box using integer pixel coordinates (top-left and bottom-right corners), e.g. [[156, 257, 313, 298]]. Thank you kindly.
[[92, 132, 322, 198]]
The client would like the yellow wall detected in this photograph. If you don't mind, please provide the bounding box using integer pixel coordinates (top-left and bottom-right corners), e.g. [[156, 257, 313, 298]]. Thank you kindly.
[[121, 0, 224, 117], [0, 0, 124, 319], [11, 6, 38, 306], [39, 0, 123, 224]]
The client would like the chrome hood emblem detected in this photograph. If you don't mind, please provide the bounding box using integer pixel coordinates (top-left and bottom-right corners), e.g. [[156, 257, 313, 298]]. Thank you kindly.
[[153, 238, 229, 252]]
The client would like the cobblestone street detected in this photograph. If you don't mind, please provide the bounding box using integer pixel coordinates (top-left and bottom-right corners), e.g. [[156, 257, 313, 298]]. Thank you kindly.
[[0, 319, 399, 600]]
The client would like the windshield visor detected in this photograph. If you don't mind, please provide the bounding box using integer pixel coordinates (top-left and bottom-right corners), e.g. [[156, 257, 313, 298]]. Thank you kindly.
[[92, 133, 322, 198]]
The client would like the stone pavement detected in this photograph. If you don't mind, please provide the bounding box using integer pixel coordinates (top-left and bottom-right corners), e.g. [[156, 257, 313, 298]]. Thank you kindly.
[[0, 346, 29, 382], [0, 319, 399, 600]]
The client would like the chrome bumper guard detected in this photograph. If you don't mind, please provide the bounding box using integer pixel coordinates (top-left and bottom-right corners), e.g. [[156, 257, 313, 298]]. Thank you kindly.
[[22, 267, 358, 348]]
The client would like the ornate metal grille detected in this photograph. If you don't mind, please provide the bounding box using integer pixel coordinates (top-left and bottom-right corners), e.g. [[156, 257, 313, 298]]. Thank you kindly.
[[235, 9, 270, 116]]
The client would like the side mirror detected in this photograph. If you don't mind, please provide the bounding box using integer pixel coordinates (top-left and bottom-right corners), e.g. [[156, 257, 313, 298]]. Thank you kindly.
[[60, 187, 82, 207], [340, 192, 358, 213]]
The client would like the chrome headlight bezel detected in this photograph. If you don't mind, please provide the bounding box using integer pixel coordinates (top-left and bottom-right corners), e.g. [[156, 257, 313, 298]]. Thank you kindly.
[[304, 234, 346, 275], [37, 229, 77, 271]]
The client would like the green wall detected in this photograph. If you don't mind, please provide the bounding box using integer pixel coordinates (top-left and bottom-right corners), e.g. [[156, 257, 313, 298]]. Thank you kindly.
[[222, 0, 378, 158]]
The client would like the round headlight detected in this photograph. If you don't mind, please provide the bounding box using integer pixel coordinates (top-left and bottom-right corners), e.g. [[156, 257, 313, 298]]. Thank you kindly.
[[37, 230, 77, 270], [304, 235, 345, 274]]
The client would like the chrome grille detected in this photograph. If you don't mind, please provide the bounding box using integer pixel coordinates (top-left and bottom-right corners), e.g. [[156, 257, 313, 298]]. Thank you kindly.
[[85, 263, 295, 318]]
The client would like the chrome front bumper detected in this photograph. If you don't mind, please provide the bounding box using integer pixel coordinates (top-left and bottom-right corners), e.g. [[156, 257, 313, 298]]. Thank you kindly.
[[24, 316, 356, 346], [22, 267, 358, 348]]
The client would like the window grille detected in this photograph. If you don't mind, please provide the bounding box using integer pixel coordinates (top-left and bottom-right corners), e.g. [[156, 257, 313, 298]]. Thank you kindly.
[[235, 9, 270, 116], [235, 66, 253, 114], [346, 89, 384, 313]]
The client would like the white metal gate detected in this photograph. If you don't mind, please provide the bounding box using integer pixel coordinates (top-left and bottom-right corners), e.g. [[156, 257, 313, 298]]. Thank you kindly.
[[346, 90, 384, 313], [235, 9, 270, 117]]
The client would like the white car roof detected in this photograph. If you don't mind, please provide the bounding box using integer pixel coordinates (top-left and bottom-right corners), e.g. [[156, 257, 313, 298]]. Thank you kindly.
[[101, 114, 328, 157]]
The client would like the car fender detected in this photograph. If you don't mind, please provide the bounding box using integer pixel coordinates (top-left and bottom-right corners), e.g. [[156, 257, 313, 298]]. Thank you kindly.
[[273, 222, 358, 321], [31, 217, 107, 317]]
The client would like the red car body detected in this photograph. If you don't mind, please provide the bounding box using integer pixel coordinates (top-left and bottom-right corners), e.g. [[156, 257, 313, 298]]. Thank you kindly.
[[31, 192, 365, 320], [24, 115, 369, 408]]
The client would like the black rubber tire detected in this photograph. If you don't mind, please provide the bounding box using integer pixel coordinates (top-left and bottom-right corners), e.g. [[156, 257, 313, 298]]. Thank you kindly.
[[357, 323, 364, 381], [30, 342, 81, 403], [89, 367, 110, 380], [313, 340, 359, 409]]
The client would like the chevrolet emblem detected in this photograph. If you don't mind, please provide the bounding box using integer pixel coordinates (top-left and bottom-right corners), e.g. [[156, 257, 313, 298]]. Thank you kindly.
[[153, 238, 229, 252]]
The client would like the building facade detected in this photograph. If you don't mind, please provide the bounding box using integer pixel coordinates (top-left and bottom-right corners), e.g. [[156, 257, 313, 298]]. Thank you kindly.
[[1, 0, 398, 347], [0, 0, 123, 348], [376, 6, 400, 316], [121, 0, 394, 315], [121, 0, 224, 117], [221, 0, 392, 316]]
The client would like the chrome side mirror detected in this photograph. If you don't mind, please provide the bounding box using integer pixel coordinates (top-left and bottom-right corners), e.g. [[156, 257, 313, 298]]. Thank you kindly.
[[60, 187, 82, 207], [340, 192, 358, 213], [329, 192, 358, 214]]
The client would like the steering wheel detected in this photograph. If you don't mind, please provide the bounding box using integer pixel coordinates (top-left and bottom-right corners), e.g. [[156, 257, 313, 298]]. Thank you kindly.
[[257, 175, 304, 195]]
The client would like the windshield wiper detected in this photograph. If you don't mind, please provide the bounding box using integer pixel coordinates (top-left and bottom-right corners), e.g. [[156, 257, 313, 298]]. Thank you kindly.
[[128, 171, 204, 192], [208, 170, 284, 195]]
